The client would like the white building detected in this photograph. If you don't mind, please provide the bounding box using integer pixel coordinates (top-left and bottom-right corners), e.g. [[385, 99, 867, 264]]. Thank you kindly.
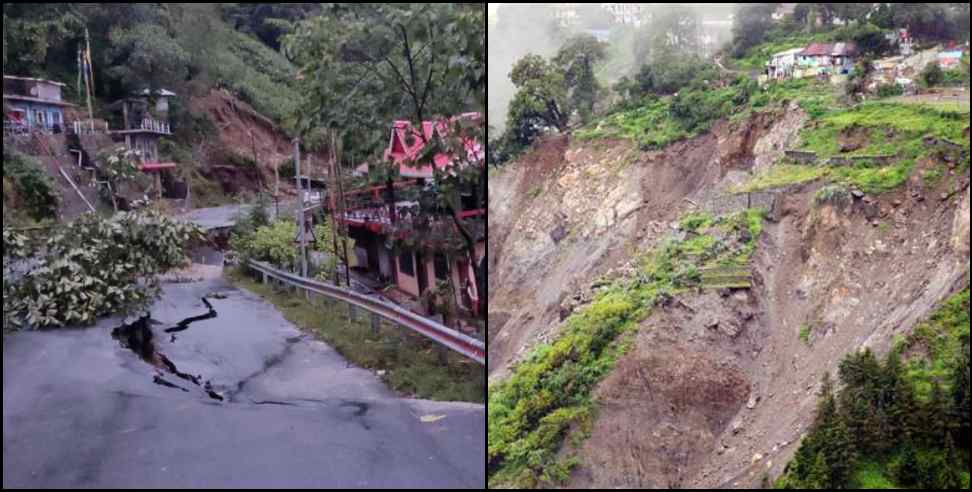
[[767, 48, 804, 80], [601, 3, 645, 27]]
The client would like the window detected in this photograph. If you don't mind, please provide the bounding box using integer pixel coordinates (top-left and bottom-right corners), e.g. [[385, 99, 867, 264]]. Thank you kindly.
[[399, 251, 415, 277], [434, 254, 449, 281]]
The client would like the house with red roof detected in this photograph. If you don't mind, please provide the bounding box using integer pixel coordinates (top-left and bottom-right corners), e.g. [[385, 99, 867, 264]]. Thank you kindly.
[[337, 114, 485, 322], [796, 42, 858, 75]]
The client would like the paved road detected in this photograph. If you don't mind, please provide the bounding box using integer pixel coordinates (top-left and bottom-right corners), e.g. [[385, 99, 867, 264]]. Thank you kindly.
[[177, 203, 254, 231], [2, 279, 485, 489]]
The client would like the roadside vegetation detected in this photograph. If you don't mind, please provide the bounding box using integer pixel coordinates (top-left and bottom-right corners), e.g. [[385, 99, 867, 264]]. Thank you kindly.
[[488, 209, 766, 488], [776, 288, 970, 490], [226, 269, 484, 404], [2, 210, 204, 328]]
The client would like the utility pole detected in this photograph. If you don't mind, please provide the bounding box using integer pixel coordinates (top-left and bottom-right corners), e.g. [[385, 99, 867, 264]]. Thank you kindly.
[[84, 28, 95, 123], [294, 138, 308, 278]]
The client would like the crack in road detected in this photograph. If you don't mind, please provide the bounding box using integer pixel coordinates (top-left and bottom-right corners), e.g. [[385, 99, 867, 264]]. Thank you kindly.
[[113, 298, 223, 402]]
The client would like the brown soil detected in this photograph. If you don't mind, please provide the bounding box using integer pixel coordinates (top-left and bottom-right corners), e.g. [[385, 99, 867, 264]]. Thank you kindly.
[[489, 107, 972, 489], [837, 124, 872, 153], [191, 89, 328, 197]]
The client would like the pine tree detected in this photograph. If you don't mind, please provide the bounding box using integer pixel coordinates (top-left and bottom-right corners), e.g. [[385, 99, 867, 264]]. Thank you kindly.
[[924, 381, 950, 447], [893, 445, 921, 487], [806, 451, 830, 489], [953, 339, 970, 448], [890, 368, 921, 444], [939, 433, 963, 490]]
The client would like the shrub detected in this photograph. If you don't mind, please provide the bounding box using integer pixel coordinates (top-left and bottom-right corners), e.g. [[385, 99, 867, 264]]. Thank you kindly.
[[6, 210, 204, 328], [2, 148, 61, 220], [922, 62, 944, 87], [814, 185, 852, 208], [230, 220, 298, 271], [875, 83, 904, 98]]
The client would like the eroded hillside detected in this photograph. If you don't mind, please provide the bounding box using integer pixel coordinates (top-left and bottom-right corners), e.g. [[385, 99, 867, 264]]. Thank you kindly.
[[487, 102, 970, 488]]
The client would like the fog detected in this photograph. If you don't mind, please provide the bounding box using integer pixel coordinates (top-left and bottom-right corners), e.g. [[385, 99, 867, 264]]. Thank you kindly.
[[488, 3, 740, 136]]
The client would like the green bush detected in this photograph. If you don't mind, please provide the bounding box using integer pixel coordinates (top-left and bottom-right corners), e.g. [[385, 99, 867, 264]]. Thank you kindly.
[[2, 148, 61, 220], [230, 220, 299, 271], [6, 210, 204, 328], [875, 83, 903, 98], [922, 62, 945, 87]]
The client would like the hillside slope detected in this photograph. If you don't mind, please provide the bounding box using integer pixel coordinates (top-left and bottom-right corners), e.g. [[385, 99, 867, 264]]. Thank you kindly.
[[487, 101, 970, 488]]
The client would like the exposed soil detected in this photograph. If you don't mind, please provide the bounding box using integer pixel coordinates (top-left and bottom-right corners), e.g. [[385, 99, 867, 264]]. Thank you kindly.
[[489, 107, 971, 488], [190, 89, 329, 197]]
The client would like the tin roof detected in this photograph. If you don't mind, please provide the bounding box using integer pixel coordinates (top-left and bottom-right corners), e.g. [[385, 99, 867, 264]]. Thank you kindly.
[[800, 42, 857, 57], [2, 75, 67, 87]]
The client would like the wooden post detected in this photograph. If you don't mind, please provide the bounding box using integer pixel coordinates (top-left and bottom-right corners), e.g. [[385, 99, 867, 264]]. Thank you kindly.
[[294, 139, 308, 279], [348, 303, 358, 323]]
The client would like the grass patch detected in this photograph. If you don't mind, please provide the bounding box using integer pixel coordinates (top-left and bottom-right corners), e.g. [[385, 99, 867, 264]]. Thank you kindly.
[[737, 164, 828, 192], [743, 101, 969, 194], [900, 288, 970, 401], [800, 325, 812, 345], [487, 209, 767, 488], [226, 268, 484, 404], [850, 460, 898, 489], [575, 97, 692, 150]]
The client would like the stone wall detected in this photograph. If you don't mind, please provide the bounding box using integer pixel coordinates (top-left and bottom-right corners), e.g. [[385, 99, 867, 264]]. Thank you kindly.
[[702, 191, 781, 221]]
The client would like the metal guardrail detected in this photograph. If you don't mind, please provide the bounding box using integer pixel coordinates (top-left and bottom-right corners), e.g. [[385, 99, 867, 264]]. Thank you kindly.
[[247, 260, 486, 365]]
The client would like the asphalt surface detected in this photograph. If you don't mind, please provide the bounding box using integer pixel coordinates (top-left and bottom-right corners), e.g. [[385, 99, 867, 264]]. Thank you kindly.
[[2, 279, 485, 489]]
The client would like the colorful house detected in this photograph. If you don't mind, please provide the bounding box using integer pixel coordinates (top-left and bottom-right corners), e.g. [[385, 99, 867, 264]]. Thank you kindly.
[[3, 75, 75, 133], [341, 114, 485, 316], [797, 42, 858, 76]]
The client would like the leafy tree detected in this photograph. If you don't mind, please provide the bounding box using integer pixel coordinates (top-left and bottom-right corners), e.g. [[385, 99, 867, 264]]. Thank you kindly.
[[221, 3, 320, 50], [940, 433, 963, 490], [962, 52, 970, 88], [106, 22, 190, 92], [552, 34, 607, 125], [7, 210, 203, 328], [507, 54, 570, 135], [922, 61, 945, 88], [953, 337, 971, 445], [649, 6, 702, 60], [285, 3, 480, 162], [730, 3, 778, 58]]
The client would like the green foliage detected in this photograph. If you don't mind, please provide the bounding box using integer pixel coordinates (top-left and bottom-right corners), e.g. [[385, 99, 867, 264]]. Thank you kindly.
[[554, 34, 609, 125], [488, 209, 766, 488], [800, 325, 812, 345], [107, 22, 190, 92], [814, 185, 852, 208], [230, 220, 298, 272], [5, 210, 203, 328], [670, 87, 738, 134], [780, 288, 971, 490], [285, 3, 483, 161], [729, 3, 779, 60], [98, 146, 141, 183], [922, 62, 945, 87], [2, 148, 60, 220], [575, 97, 691, 150], [227, 268, 484, 403], [875, 83, 904, 99], [780, 102, 971, 194]]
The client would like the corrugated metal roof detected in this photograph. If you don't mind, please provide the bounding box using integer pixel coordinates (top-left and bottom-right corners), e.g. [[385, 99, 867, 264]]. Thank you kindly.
[[2, 75, 67, 87]]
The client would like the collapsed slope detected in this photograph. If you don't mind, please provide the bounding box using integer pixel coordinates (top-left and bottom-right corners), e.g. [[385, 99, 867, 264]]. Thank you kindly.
[[487, 101, 970, 488]]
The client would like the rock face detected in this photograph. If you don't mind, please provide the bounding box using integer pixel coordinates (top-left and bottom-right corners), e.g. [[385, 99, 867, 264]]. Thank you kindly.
[[489, 108, 971, 490], [952, 187, 970, 256]]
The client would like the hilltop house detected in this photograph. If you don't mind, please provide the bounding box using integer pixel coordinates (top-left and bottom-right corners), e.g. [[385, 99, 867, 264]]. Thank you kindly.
[[767, 48, 805, 80], [796, 42, 858, 76], [106, 89, 178, 200], [3, 75, 75, 133], [339, 114, 485, 318]]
